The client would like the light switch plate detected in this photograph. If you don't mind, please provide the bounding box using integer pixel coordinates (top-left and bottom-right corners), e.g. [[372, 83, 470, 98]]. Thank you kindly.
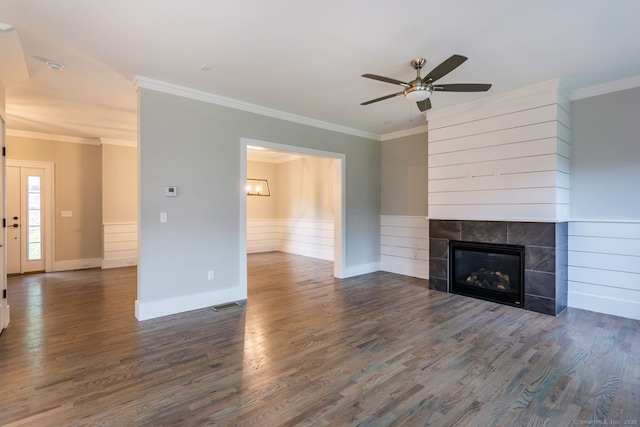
[[160, 212, 168, 223]]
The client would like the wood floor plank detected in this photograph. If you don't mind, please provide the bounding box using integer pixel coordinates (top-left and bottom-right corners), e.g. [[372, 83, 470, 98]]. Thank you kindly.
[[0, 251, 639, 426]]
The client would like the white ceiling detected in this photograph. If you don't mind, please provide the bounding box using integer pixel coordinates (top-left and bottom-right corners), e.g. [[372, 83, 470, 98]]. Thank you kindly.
[[1, 0, 639, 142]]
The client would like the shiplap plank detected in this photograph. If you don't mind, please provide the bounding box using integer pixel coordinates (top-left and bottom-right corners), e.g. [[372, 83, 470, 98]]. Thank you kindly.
[[380, 255, 429, 279], [380, 216, 428, 228], [569, 236, 640, 257], [429, 171, 560, 193], [429, 105, 560, 142], [429, 122, 566, 156], [380, 235, 429, 250], [429, 154, 562, 180], [429, 138, 563, 168], [429, 187, 567, 206], [103, 232, 138, 243], [429, 204, 562, 222], [569, 251, 640, 274], [380, 245, 429, 261], [569, 221, 640, 239], [569, 266, 640, 292], [103, 249, 138, 260], [104, 224, 137, 234], [104, 241, 138, 252], [380, 226, 429, 239]]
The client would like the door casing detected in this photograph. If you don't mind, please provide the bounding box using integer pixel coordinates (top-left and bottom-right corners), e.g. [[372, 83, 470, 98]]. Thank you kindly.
[[6, 160, 54, 274]]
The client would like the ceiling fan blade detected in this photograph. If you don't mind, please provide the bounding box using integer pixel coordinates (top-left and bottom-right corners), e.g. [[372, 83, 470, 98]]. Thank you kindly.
[[360, 91, 405, 105], [433, 83, 492, 92], [416, 98, 432, 112], [362, 74, 410, 88], [423, 55, 468, 83]]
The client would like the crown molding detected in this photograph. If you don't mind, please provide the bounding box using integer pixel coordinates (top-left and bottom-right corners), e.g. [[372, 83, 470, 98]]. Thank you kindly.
[[380, 125, 428, 141], [570, 75, 640, 101], [100, 138, 137, 147], [135, 76, 381, 141], [7, 129, 100, 145]]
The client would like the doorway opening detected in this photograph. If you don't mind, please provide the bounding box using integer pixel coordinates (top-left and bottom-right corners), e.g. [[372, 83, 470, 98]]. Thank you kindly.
[[240, 138, 345, 298]]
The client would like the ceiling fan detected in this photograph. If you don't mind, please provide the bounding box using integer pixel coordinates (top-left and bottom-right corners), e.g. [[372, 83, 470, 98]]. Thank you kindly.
[[360, 55, 491, 112]]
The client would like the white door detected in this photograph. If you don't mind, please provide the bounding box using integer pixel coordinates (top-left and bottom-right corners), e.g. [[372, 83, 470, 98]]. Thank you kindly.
[[6, 165, 46, 274]]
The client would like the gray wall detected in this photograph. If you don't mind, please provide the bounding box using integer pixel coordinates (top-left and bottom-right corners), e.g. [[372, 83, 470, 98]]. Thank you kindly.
[[571, 87, 640, 220], [138, 88, 380, 310], [381, 132, 428, 216], [102, 144, 138, 223], [7, 136, 103, 261]]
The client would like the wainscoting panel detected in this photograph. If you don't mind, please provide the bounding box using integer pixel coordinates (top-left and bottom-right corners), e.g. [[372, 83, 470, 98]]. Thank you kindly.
[[568, 221, 640, 320], [247, 219, 282, 254], [102, 223, 138, 269], [380, 215, 429, 279], [247, 219, 334, 261]]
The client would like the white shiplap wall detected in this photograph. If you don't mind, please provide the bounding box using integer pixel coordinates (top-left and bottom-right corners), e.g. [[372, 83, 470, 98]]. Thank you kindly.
[[568, 221, 640, 320], [380, 216, 429, 279], [247, 219, 334, 261], [427, 79, 571, 222], [102, 223, 138, 269]]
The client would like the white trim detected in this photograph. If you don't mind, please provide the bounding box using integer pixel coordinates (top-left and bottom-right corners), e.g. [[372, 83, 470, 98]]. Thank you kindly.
[[101, 257, 137, 269], [1, 114, 7, 330], [100, 138, 137, 147], [338, 262, 380, 279], [381, 125, 428, 141], [53, 257, 101, 272], [570, 75, 640, 101], [241, 137, 346, 281], [7, 129, 100, 145], [6, 159, 55, 273], [569, 292, 640, 321], [136, 76, 380, 141], [135, 288, 246, 321]]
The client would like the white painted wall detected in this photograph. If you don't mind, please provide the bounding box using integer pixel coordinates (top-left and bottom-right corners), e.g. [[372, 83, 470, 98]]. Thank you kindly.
[[427, 80, 571, 222]]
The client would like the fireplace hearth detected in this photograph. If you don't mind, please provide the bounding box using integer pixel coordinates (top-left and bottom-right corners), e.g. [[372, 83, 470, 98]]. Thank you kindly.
[[449, 240, 525, 307]]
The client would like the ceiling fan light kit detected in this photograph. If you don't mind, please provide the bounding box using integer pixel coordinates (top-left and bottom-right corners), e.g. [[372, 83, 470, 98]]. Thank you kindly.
[[361, 55, 491, 112]]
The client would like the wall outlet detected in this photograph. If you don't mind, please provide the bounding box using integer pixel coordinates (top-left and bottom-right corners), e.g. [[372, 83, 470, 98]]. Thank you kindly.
[[208, 270, 215, 280]]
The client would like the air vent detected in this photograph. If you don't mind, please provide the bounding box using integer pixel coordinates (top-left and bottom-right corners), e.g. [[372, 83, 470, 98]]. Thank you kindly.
[[211, 302, 241, 311]]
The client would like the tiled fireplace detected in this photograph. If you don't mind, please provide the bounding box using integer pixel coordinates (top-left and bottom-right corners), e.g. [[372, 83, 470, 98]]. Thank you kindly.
[[429, 220, 568, 316]]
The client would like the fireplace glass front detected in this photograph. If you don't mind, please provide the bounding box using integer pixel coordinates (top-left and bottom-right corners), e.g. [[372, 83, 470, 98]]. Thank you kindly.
[[449, 240, 525, 307]]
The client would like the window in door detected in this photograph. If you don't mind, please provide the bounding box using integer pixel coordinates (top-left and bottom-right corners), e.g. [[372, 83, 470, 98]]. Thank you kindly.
[[27, 175, 42, 261]]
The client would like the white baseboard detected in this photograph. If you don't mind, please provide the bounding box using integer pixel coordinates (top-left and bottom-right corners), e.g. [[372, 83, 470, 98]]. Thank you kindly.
[[135, 287, 247, 321], [337, 262, 380, 279], [101, 257, 138, 269], [381, 256, 429, 279], [53, 258, 102, 272], [569, 291, 640, 321]]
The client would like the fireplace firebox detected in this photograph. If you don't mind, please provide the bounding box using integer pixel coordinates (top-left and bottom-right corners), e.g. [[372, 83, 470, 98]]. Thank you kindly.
[[449, 240, 525, 308]]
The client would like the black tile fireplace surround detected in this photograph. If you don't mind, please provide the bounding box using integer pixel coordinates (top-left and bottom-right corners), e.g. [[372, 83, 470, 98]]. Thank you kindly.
[[429, 220, 568, 316]]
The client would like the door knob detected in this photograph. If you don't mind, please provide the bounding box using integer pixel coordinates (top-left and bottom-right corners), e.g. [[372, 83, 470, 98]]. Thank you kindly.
[[13, 216, 18, 220], [12, 224, 19, 228]]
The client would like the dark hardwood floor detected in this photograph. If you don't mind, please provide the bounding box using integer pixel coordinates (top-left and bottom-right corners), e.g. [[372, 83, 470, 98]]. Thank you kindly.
[[0, 252, 638, 426]]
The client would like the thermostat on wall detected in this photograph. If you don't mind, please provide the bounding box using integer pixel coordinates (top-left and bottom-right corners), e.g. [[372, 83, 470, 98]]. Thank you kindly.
[[165, 186, 178, 197]]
